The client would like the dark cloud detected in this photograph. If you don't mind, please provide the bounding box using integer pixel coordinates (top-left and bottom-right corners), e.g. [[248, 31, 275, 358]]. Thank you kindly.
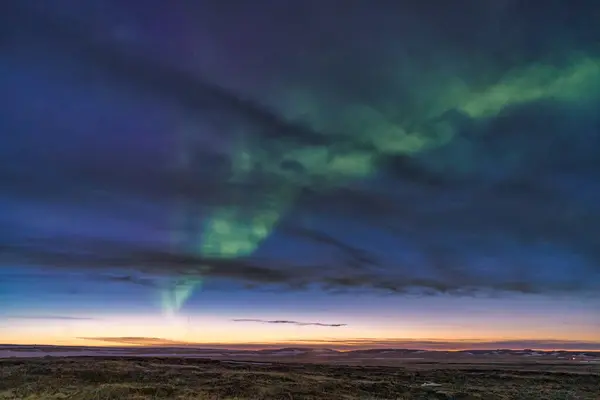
[[95, 274, 159, 288], [231, 319, 346, 327], [280, 225, 380, 268], [1, 1, 600, 300], [1, 236, 596, 297], [0, 2, 347, 149]]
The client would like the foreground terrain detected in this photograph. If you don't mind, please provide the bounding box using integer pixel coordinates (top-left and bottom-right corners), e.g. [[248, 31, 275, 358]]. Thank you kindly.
[[0, 356, 598, 399]]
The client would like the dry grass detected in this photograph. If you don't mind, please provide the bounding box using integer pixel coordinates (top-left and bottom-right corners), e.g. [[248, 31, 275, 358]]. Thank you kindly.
[[0, 357, 598, 399]]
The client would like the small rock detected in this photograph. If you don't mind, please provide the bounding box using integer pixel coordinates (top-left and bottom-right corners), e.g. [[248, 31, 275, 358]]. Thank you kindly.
[[421, 382, 442, 387]]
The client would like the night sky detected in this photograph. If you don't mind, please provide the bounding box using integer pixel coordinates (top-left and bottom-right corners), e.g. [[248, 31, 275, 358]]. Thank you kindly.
[[1, 0, 599, 350]]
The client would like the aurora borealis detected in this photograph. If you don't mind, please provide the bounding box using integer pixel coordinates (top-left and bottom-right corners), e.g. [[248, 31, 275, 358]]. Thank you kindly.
[[1, 0, 600, 350]]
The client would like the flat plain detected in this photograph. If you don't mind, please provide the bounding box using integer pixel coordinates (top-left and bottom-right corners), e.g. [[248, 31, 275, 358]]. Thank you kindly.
[[1, 356, 598, 400]]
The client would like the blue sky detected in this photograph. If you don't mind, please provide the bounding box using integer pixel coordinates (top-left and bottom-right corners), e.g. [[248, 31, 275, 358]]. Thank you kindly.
[[1, 0, 599, 349]]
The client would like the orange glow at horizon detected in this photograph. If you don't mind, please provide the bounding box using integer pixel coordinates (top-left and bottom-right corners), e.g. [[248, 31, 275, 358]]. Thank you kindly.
[[1, 313, 598, 351]]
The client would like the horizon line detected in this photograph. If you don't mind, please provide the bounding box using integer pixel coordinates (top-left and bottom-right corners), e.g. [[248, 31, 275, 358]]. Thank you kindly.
[[2, 341, 600, 352]]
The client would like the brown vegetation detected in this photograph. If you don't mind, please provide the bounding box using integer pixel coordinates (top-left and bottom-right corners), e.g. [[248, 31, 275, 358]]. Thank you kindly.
[[0, 357, 598, 399]]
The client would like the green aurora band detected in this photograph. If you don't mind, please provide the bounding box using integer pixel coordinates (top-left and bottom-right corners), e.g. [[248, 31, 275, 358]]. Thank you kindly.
[[161, 55, 600, 315]]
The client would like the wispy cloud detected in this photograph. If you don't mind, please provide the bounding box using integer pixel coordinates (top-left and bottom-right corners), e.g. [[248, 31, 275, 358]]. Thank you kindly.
[[7, 315, 95, 321], [78, 337, 190, 346], [78, 336, 600, 351], [232, 319, 347, 327], [284, 338, 600, 351]]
